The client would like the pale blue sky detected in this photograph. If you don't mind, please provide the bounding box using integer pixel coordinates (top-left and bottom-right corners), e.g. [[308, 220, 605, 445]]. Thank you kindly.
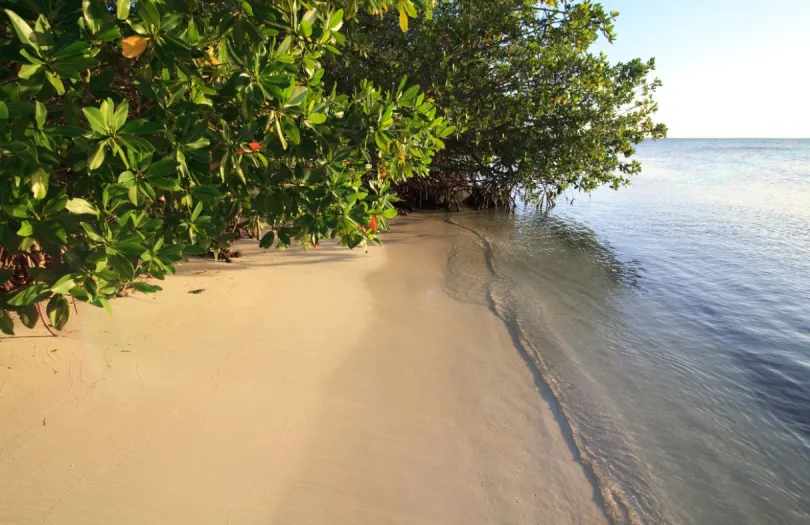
[[595, 0, 810, 138]]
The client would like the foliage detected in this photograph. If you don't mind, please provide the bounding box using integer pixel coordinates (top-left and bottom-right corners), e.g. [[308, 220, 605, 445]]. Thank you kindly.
[[329, 0, 667, 209], [0, 0, 451, 334]]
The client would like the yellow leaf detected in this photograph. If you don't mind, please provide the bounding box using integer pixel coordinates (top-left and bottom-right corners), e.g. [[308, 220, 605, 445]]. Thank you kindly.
[[275, 115, 287, 150], [31, 169, 49, 200], [121, 35, 149, 59], [399, 8, 408, 32]]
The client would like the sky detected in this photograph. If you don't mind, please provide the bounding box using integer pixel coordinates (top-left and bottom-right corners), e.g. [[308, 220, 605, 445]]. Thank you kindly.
[[594, 0, 810, 138]]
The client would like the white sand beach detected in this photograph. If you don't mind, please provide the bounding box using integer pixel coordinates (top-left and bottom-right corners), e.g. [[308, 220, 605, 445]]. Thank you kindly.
[[0, 216, 604, 524]]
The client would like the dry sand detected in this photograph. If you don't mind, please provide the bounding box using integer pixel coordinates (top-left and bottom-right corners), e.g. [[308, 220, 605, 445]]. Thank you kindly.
[[0, 216, 605, 524]]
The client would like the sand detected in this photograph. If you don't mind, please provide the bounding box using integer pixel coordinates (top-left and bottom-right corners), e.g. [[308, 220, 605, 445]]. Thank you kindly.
[[0, 216, 605, 524]]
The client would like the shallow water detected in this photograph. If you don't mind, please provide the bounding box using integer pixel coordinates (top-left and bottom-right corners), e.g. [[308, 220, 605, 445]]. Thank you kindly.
[[444, 139, 810, 524]]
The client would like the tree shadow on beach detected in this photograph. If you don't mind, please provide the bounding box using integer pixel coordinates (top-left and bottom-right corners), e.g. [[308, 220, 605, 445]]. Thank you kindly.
[[174, 243, 363, 276]]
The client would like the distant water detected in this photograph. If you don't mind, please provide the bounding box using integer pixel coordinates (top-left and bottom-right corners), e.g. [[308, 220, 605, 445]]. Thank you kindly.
[[444, 139, 810, 524]]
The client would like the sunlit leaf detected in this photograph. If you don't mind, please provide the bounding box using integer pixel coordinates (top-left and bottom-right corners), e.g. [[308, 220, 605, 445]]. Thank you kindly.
[[121, 36, 149, 58]]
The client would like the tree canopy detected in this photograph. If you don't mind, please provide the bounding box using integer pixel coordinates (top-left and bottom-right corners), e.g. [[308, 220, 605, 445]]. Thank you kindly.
[[0, 0, 665, 335], [0, 0, 451, 334], [330, 0, 667, 209]]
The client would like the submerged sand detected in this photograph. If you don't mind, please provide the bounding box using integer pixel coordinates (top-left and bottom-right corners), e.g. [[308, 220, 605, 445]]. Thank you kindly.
[[0, 216, 605, 524]]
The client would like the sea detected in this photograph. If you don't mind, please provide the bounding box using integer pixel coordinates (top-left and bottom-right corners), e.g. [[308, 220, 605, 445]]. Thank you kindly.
[[444, 139, 810, 524]]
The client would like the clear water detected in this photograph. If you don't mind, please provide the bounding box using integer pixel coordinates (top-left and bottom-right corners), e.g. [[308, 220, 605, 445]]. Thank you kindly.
[[445, 139, 810, 524]]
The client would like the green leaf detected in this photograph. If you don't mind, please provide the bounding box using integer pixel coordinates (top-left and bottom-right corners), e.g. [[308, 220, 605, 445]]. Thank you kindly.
[[382, 208, 398, 219], [302, 8, 317, 25], [0, 101, 8, 120], [0, 311, 14, 335], [42, 195, 68, 216], [45, 71, 65, 95], [4, 9, 36, 48], [403, 0, 418, 18], [18, 304, 38, 329], [120, 119, 161, 135], [18, 63, 42, 80], [109, 254, 135, 280], [89, 141, 107, 170], [80, 222, 104, 242], [298, 19, 312, 37], [66, 198, 99, 216], [20, 49, 43, 64], [35, 220, 68, 245], [117, 0, 131, 19], [163, 34, 190, 51], [17, 221, 34, 237], [191, 201, 203, 222], [101, 98, 114, 127], [128, 183, 140, 205], [117, 134, 155, 158], [136, 180, 154, 201], [259, 230, 275, 248], [184, 137, 209, 149], [285, 86, 308, 107], [5, 205, 31, 218], [94, 25, 121, 42], [115, 241, 146, 256], [275, 117, 287, 150], [20, 237, 35, 252], [47, 294, 70, 331], [31, 169, 49, 200], [374, 131, 389, 152], [329, 9, 344, 30], [138, 0, 161, 29], [401, 84, 420, 103], [147, 157, 176, 178], [276, 35, 292, 55], [83, 277, 98, 299], [50, 126, 87, 137], [191, 185, 221, 200], [83, 107, 108, 135], [282, 117, 300, 145], [54, 41, 91, 58], [51, 64, 80, 80], [307, 113, 327, 124], [277, 228, 292, 246], [35, 101, 46, 129], [86, 249, 108, 272], [7, 283, 50, 306], [54, 55, 99, 74], [0, 142, 30, 154], [188, 19, 200, 43], [112, 99, 129, 131], [148, 175, 180, 190], [131, 281, 162, 293], [439, 125, 456, 138], [182, 245, 205, 256], [51, 275, 77, 294], [82, 0, 104, 34]]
